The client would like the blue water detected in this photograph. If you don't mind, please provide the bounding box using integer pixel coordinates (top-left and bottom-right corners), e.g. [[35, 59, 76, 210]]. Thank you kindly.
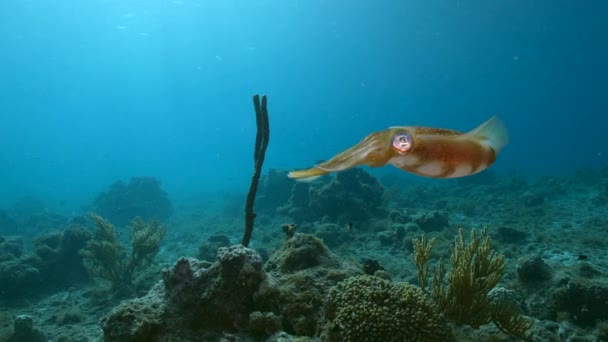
[[0, 0, 606, 211]]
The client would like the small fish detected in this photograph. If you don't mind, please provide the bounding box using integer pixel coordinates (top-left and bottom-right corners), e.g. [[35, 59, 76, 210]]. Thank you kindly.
[[288, 116, 508, 180]]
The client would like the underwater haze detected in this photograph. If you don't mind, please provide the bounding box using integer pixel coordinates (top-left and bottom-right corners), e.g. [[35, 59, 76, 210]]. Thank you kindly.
[[3, 1, 608, 341], [0, 0, 606, 209]]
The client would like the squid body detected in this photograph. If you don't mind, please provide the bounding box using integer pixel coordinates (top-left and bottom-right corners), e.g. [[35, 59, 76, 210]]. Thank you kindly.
[[288, 116, 508, 180]]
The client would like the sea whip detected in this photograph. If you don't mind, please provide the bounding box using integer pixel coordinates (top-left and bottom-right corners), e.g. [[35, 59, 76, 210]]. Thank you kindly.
[[242, 94, 269, 247]]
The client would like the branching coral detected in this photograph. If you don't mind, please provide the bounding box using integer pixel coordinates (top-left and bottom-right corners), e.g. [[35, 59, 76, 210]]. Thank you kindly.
[[412, 234, 435, 293], [80, 213, 127, 286], [129, 217, 165, 273], [433, 228, 505, 328], [491, 299, 536, 339], [80, 213, 165, 295], [412, 228, 534, 340]]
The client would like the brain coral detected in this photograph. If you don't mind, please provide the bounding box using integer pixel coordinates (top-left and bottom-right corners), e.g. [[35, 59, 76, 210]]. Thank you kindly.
[[323, 275, 454, 342]]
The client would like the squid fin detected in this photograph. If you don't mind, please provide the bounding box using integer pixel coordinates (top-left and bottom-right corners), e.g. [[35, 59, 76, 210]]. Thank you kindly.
[[467, 116, 509, 153]]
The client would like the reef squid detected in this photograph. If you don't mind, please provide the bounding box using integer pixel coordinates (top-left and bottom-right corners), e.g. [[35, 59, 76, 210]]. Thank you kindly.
[[288, 116, 508, 180]]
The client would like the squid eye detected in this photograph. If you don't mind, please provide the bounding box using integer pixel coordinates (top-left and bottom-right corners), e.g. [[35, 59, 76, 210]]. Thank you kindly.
[[392, 132, 412, 154]]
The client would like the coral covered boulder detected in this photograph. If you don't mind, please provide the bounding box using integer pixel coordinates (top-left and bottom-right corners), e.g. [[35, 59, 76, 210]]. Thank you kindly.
[[265, 233, 362, 336], [309, 168, 384, 224], [93, 177, 173, 226], [280, 168, 385, 225], [552, 281, 608, 326], [0, 259, 41, 297], [313, 223, 353, 249], [3, 314, 46, 342], [256, 169, 296, 215], [163, 246, 279, 330], [198, 234, 231, 262], [517, 256, 553, 286], [100, 282, 167, 341], [0, 236, 23, 262], [100, 245, 280, 340], [412, 210, 449, 232], [278, 182, 314, 223], [0, 226, 92, 299], [31, 225, 92, 287]]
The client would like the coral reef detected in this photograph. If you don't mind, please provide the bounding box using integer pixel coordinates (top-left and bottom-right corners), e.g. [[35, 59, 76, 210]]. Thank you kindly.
[[80, 214, 165, 296], [3, 167, 607, 341], [279, 182, 314, 223], [99, 282, 167, 340], [412, 210, 449, 232], [310, 222, 353, 249], [0, 259, 41, 298], [517, 256, 553, 286], [265, 233, 362, 335], [281, 223, 297, 239], [30, 225, 92, 290], [100, 245, 279, 340], [280, 168, 385, 225], [0, 227, 91, 299], [93, 177, 173, 226], [1, 315, 45, 342], [248, 311, 283, 338], [100, 232, 362, 340], [198, 234, 231, 262], [0, 236, 23, 262], [360, 258, 385, 276], [167, 247, 277, 330], [256, 169, 295, 215], [309, 168, 384, 224], [552, 281, 608, 326], [322, 275, 455, 341]]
